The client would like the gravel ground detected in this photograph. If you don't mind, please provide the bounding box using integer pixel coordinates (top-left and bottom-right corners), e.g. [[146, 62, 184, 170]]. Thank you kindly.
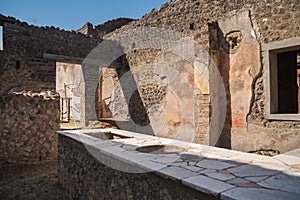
[[0, 162, 71, 200]]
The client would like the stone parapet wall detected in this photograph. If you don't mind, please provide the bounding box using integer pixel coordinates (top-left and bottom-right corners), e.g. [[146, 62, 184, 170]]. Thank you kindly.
[[78, 18, 134, 38], [2, 15, 101, 58], [0, 90, 60, 163], [58, 134, 217, 200], [58, 129, 300, 199], [108, 0, 299, 44]]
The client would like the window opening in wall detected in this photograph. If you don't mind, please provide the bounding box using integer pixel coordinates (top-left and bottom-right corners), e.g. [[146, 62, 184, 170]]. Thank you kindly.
[[0, 26, 3, 50], [270, 50, 300, 114], [265, 38, 300, 120], [277, 50, 299, 113]]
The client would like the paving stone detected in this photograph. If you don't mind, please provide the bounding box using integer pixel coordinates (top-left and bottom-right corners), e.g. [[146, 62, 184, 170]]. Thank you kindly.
[[81, 138, 109, 147], [138, 153, 163, 160], [221, 187, 300, 200], [139, 160, 167, 171], [181, 165, 203, 172], [245, 176, 269, 183], [188, 161, 198, 166], [199, 169, 217, 174], [274, 154, 300, 165], [217, 170, 231, 174], [101, 146, 126, 155], [187, 148, 203, 153], [227, 164, 279, 177], [168, 160, 189, 166], [157, 166, 198, 180], [179, 153, 204, 162], [252, 162, 289, 171], [120, 151, 152, 163], [95, 141, 116, 149], [187, 148, 212, 156], [282, 148, 300, 158], [182, 175, 235, 197], [162, 153, 182, 159], [188, 143, 214, 151], [206, 149, 241, 159], [291, 164, 300, 169], [152, 156, 180, 164], [223, 160, 246, 166], [285, 168, 300, 176], [226, 178, 250, 184], [205, 172, 235, 181], [257, 173, 300, 194], [187, 146, 214, 156], [230, 153, 281, 164], [121, 144, 138, 151], [234, 182, 261, 188], [169, 161, 187, 167], [66, 132, 104, 144], [196, 159, 236, 170]]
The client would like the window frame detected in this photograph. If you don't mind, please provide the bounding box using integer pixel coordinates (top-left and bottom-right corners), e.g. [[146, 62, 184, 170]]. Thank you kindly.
[[264, 37, 300, 121]]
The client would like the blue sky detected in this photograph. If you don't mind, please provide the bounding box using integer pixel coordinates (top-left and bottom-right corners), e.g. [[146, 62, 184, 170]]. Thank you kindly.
[[0, 0, 169, 29], [0, 0, 169, 45]]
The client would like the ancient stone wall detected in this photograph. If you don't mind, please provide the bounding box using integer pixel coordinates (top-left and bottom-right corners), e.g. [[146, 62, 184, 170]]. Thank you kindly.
[[1, 0, 299, 152], [58, 134, 217, 200], [110, 0, 299, 43], [0, 14, 102, 95], [101, 0, 300, 152], [78, 18, 134, 38], [96, 48, 199, 139], [0, 90, 60, 163]]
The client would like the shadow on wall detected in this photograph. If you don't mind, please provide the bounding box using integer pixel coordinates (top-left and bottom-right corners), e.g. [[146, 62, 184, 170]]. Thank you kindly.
[[92, 29, 233, 144], [91, 40, 154, 135], [115, 55, 154, 135], [95, 82, 113, 120], [209, 22, 232, 149]]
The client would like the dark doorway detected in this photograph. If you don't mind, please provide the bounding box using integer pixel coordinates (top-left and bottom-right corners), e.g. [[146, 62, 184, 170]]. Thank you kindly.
[[277, 50, 298, 113]]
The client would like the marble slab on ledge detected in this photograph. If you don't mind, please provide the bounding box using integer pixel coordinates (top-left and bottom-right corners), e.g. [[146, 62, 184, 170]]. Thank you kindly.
[[58, 129, 300, 200]]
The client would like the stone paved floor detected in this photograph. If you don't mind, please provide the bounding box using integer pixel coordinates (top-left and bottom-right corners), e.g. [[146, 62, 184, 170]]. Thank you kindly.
[[0, 162, 70, 200]]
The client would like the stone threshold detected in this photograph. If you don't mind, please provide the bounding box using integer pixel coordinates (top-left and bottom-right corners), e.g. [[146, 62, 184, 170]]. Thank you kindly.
[[58, 129, 300, 200]]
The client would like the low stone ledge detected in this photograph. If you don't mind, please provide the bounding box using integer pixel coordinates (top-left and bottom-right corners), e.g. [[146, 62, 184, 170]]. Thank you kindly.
[[58, 129, 300, 200], [58, 134, 218, 200]]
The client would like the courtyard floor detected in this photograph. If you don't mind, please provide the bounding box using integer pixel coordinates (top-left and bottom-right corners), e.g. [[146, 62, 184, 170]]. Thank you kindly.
[[0, 162, 70, 200]]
